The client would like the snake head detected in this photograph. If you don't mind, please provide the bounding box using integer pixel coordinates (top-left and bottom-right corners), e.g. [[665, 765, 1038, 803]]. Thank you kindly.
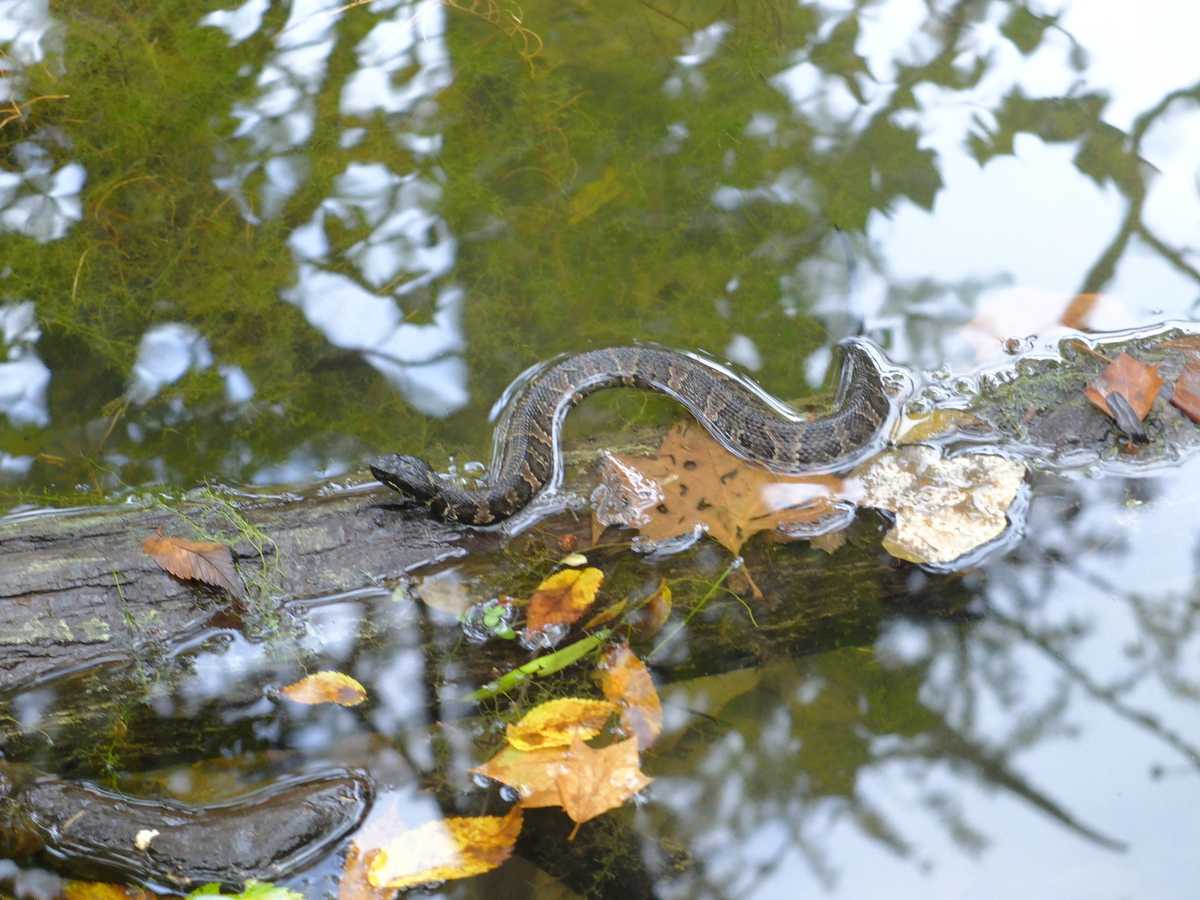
[[369, 454, 442, 504]]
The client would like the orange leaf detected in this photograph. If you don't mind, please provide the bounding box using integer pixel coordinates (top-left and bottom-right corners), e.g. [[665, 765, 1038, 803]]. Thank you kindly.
[[63, 883, 155, 900], [598, 643, 662, 750], [556, 737, 651, 839], [1083, 352, 1163, 420], [339, 843, 396, 900], [366, 807, 523, 889], [471, 744, 574, 808], [525, 567, 604, 635], [1170, 359, 1200, 423], [638, 579, 672, 639], [595, 422, 846, 555], [281, 671, 368, 707], [506, 697, 617, 751], [142, 533, 243, 597]]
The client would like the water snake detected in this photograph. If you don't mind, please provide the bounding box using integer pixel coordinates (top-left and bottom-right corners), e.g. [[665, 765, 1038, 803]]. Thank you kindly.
[[370, 339, 894, 525]]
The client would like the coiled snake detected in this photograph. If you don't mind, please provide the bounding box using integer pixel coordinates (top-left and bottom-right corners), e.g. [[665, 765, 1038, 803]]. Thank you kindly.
[[371, 339, 893, 525]]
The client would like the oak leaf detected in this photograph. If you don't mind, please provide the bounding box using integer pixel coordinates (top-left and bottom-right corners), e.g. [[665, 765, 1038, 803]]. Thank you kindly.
[[556, 737, 652, 839], [595, 421, 847, 554], [525, 567, 604, 635], [598, 643, 662, 750], [281, 671, 367, 707], [366, 807, 522, 889], [506, 697, 617, 751], [143, 533, 244, 597], [1084, 352, 1163, 420]]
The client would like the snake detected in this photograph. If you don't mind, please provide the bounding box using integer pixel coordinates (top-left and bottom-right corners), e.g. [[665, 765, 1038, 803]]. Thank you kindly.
[[370, 339, 894, 525]]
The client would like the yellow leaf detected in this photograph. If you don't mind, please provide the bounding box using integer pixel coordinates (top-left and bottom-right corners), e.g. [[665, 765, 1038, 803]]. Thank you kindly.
[[556, 737, 651, 839], [598, 643, 662, 750], [63, 884, 155, 900], [638, 579, 671, 639], [471, 744, 574, 808], [581, 597, 628, 630], [506, 697, 617, 751], [281, 671, 368, 707], [366, 807, 523, 889], [525, 567, 604, 635]]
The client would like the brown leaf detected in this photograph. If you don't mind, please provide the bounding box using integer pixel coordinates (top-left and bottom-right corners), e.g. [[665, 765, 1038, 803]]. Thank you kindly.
[[598, 643, 662, 750], [581, 597, 628, 631], [556, 737, 652, 839], [506, 697, 617, 751], [366, 807, 523, 889], [339, 843, 396, 900], [143, 533, 244, 597], [281, 671, 368, 707], [1170, 358, 1200, 423], [638, 579, 672, 639], [1084, 352, 1163, 420], [595, 421, 846, 554], [525, 567, 604, 635], [472, 744, 574, 809]]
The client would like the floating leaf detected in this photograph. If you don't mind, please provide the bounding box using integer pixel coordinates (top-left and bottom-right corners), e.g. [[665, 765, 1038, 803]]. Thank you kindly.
[[506, 698, 617, 751], [855, 446, 1025, 565], [366, 807, 522, 889], [338, 843, 394, 900], [1084, 352, 1163, 420], [281, 671, 367, 707], [638, 579, 672, 639], [555, 737, 652, 839], [525, 567, 604, 635], [598, 643, 662, 750], [595, 422, 846, 555], [143, 532, 244, 598], [471, 744, 573, 809], [1170, 358, 1200, 423]]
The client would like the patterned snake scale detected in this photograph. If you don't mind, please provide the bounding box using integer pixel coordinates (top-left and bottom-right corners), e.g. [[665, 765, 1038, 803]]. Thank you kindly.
[[370, 339, 893, 525]]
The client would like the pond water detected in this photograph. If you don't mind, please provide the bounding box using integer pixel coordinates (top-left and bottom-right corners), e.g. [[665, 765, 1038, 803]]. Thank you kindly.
[[3, 0, 1200, 897]]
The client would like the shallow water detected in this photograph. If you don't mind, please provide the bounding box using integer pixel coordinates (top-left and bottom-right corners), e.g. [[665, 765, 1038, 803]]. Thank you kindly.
[[3, 1, 1200, 897]]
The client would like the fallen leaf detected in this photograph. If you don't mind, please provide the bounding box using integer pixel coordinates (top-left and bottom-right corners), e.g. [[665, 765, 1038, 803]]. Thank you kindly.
[[1170, 358, 1200, 423], [339, 843, 395, 900], [895, 408, 986, 444], [186, 882, 303, 900], [413, 569, 474, 616], [559, 552, 588, 567], [506, 697, 617, 751], [472, 744, 574, 808], [556, 737, 652, 839], [595, 422, 847, 555], [64, 884, 156, 900], [581, 597, 628, 631], [598, 643, 662, 749], [1084, 352, 1163, 420], [143, 533, 244, 597], [366, 807, 523, 889], [525, 567, 604, 635], [855, 446, 1025, 565], [637, 580, 671, 640], [281, 671, 368, 707], [810, 530, 847, 554]]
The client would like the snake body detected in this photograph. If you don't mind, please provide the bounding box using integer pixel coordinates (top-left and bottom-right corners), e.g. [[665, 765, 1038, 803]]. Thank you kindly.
[[370, 339, 893, 525]]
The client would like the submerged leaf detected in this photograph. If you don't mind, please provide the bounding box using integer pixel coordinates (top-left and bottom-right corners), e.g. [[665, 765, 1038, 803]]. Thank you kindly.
[[525, 567, 604, 635], [638, 579, 672, 639], [338, 843, 394, 900], [506, 698, 617, 751], [556, 737, 652, 839], [143, 532, 244, 597], [281, 671, 367, 707], [598, 643, 662, 750], [366, 807, 523, 889]]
